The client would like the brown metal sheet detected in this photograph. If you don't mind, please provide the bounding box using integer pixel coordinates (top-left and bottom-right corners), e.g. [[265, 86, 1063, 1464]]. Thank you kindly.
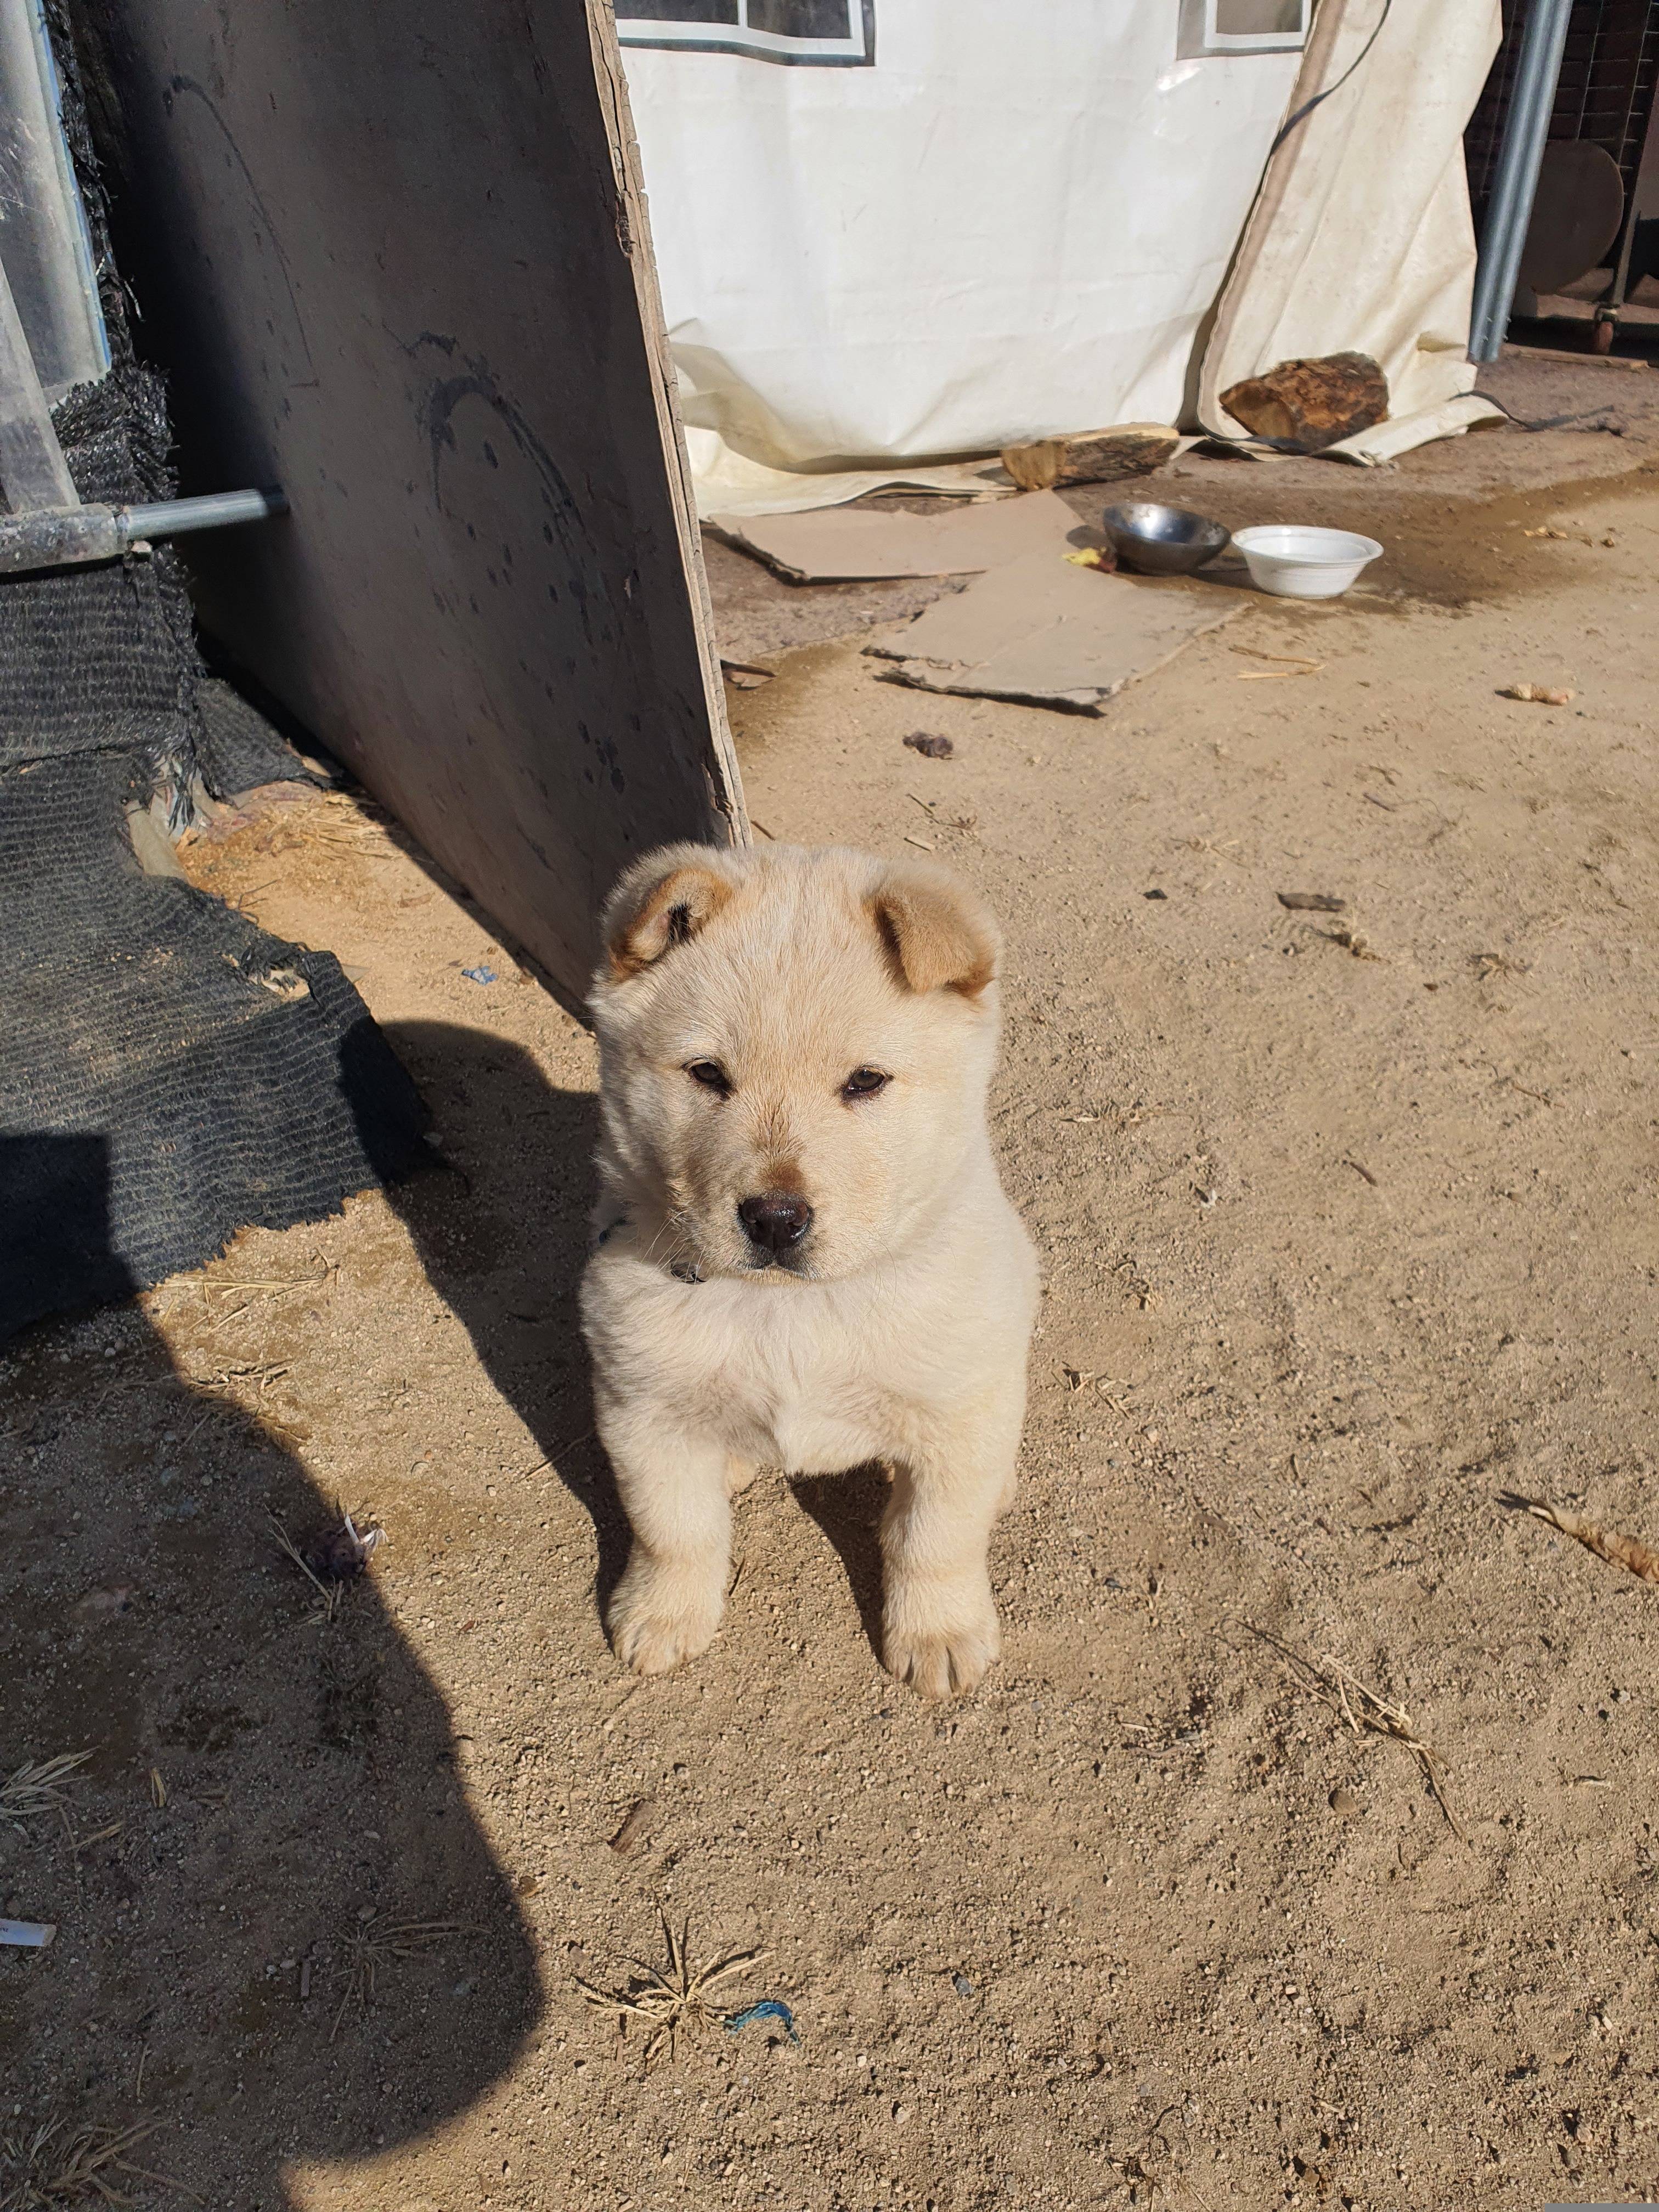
[[71, 0, 744, 998]]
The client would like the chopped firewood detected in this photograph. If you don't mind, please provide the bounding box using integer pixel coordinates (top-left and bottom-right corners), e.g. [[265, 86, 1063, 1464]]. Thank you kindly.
[[1221, 353, 1388, 453], [1000, 423, 1178, 491]]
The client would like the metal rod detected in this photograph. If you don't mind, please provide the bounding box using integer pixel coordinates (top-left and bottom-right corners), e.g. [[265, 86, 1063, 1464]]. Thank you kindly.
[[1469, 0, 1575, 362], [0, 485, 285, 574], [123, 488, 286, 540]]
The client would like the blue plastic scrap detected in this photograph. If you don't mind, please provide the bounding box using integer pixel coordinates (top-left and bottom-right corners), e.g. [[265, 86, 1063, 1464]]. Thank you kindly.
[[461, 966, 498, 985], [724, 1999, 799, 2044]]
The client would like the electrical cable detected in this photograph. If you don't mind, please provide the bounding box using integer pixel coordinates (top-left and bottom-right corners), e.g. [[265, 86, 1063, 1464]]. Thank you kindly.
[[1475, 391, 1626, 433], [1269, 0, 1393, 156]]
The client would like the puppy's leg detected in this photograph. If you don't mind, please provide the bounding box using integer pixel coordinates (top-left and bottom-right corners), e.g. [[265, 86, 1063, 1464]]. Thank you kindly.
[[603, 1419, 735, 1677], [881, 1385, 1024, 1700]]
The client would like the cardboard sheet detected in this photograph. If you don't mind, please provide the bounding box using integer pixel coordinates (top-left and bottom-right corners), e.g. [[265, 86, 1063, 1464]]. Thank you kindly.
[[866, 551, 1242, 714], [707, 489, 1075, 583]]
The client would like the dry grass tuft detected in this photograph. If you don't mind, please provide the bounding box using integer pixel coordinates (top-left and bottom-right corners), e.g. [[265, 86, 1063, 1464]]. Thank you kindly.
[[267, 1511, 344, 1624], [330, 1917, 466, 2043], [0, 1753, 91, 1833], [577, 1915, 769, 2068], [1244, 1623, 1464, 1839], [0, 2114, 187, 2209]]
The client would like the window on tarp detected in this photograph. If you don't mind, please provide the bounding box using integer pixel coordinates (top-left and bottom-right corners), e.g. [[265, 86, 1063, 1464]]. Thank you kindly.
[[614, 0, 876, 67], [1179, 0, 1310, 59]]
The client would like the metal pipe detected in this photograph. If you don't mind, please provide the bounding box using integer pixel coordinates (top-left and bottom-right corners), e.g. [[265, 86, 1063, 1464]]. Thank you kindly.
[[1469, 0, 1574, 362], [123, 488, 286, 540], [0, 485, 285, 573]]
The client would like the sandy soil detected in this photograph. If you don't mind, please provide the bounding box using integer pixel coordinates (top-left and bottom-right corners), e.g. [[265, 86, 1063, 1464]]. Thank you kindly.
[[5, 404, 1659, 2212]]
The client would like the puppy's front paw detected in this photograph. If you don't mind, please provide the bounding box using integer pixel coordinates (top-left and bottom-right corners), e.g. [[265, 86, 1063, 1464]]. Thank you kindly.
[[883, 1580, 1002, 1701], [607, 1555, 725, 1677]]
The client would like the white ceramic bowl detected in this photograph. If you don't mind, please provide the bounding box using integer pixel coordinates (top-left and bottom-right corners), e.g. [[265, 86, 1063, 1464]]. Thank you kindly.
[[1231, 524, 1383, 600]]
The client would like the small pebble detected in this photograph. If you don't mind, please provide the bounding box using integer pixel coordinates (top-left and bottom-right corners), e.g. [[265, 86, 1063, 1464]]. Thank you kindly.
[[952, 1972, 975, 1997], [1329, 1786, 1360, 1818]]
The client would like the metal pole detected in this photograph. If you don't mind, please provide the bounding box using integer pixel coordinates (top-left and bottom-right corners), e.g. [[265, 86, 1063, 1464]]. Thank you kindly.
[[123, 489, 286, 541], [1469, 0, 1575, 363], [0, 487, 286, 574]]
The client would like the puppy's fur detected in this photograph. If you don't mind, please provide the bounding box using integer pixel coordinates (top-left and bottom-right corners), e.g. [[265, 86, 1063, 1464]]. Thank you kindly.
[[579, 842, 1038, 1699]]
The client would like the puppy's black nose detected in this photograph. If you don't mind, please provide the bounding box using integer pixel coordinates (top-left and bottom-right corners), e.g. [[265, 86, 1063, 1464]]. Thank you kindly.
[[737, 1192, 814, 1255]]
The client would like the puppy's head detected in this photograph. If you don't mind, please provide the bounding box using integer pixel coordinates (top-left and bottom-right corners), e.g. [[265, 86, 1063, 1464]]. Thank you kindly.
[[590, 842, 1003, 1282]]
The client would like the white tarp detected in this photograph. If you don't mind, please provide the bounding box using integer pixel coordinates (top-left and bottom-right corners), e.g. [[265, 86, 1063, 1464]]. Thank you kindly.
[[1198, 0, 1501, 435], [623, 4, 1304, 514]]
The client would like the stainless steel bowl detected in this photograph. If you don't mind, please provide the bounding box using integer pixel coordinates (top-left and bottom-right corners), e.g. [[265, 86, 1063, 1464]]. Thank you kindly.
[[1101, 500, 1231, 576]]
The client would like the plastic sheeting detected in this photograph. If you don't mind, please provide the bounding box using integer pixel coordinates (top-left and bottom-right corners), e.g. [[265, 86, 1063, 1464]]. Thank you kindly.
[[624, 5, 1303, 514], [1198, 0, 1501, 437]]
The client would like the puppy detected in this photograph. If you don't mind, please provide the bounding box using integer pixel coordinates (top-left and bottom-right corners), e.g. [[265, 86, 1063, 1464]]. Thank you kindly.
[[579, 841, 1038, 1699]]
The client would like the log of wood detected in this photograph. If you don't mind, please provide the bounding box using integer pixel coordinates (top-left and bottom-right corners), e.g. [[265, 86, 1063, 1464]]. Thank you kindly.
[[1000, 422, 1180, 491], [1219, 353, 1389, 453]]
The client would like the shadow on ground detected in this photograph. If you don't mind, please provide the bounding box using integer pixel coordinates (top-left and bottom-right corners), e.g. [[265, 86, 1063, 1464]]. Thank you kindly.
[[0, 1141, 541, 2209], [376, 1022, 627, 1616]]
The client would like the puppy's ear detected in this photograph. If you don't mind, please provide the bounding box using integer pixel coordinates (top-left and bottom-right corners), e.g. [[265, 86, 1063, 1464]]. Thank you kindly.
[[869, 859, 1000, 998], [602, 845, 736, 980]]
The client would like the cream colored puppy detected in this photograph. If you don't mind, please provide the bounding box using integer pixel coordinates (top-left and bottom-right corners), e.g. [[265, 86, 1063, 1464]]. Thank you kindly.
[[579, 840, 1038, 1699]]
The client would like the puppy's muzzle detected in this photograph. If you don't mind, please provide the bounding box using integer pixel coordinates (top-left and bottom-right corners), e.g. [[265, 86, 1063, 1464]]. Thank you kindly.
[[737, 1191, 814, 1266]]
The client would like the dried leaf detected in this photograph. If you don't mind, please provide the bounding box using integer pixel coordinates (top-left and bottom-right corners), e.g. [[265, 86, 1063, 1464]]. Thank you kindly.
[[1509, 1496, 1659, 1585], [1499, 682, 1575, 706], [608, 1798, 654, 1855]]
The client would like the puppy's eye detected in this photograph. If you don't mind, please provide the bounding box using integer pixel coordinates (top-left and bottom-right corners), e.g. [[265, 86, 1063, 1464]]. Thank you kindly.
[[686, 1059, 731, 1096], [841, 1066, 889, 1101]]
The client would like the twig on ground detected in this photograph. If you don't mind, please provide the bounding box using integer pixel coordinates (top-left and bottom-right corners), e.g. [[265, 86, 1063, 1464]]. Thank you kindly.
[[1504, 1075, 1555, 1107], [190, 1252, 337, 1331], [1243, 1623, 1464, 1839], [517, 1428, 597, 1481], [906, 792, 977, 834], [188, 1361, 290, 1397], [60, 1815, 124, 1864], [1058, 1364, 1130, 1413], [1230, 644, 1324, 674], [268, 1511, 340, 1622]]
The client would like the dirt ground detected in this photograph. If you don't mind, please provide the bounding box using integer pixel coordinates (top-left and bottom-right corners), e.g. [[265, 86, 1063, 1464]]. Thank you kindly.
[[5, 360, 1659, 2211]]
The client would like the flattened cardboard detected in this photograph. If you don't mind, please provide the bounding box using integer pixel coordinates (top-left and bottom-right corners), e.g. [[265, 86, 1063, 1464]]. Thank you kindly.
[[866, 551, 1243, 713], [707, 489, 1076, 583]]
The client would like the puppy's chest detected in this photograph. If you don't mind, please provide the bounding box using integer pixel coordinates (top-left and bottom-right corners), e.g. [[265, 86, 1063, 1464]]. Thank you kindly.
[[698, 1322, 887, 1475]]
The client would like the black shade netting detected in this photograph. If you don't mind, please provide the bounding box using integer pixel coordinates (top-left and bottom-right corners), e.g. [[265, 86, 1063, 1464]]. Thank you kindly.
[[0, 8, 429, 1338]]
